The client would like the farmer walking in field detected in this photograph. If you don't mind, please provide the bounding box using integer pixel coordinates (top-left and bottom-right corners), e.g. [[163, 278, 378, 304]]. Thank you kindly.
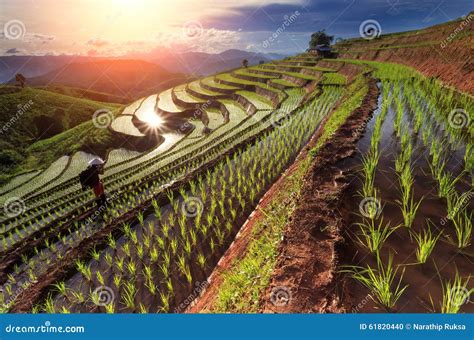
[[79, 158, 107, 211]]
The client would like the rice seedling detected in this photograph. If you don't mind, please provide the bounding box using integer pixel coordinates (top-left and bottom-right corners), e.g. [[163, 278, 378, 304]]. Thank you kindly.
[[343, 253, 408, 310], [411, 221, 442, 263], [437, 271, 473, 313], [451, 209, 473, 249], [355, 217, 399, 253], [361, 150, 380, 198]]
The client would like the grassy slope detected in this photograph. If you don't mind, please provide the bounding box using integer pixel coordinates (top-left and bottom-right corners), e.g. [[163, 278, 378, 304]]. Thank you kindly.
[[0, 86, 122, 182], [334, 12, 474, 94], [37, 85, 129, 104]]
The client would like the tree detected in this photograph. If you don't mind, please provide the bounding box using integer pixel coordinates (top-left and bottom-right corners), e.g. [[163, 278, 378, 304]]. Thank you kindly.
[[309, 30, 334, 49], [15, 73, 26, 88], [242, 59, 249, 68]]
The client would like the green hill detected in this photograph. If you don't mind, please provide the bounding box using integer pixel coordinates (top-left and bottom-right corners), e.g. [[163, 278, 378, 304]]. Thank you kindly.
[[0, 85, 123, 182], [36, 85, 129, 104]]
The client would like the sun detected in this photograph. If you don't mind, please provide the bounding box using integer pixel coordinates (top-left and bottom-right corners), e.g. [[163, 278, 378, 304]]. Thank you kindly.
[[142, 110, 165, 128]]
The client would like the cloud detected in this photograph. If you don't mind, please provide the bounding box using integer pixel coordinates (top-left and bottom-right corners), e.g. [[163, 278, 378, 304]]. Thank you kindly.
[[87, 38, 109, 47], [32, 33, 55, 41]]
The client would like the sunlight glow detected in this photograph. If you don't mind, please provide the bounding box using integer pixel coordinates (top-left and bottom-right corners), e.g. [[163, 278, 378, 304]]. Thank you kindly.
[[142, 110, 165, 128]]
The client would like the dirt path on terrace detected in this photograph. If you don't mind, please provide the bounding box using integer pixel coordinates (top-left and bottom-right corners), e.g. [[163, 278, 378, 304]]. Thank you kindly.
[[260, 77, 379, 313]]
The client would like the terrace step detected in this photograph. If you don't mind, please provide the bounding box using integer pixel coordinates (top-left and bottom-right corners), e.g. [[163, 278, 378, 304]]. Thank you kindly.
[[231, 69, 279, 84], [186, 80, 230, 101]]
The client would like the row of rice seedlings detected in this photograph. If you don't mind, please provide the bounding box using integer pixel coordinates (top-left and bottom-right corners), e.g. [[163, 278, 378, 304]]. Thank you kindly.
[[395, 129, 422, 229], [403, 80, 473, 251], [392, 86, 405, 137], [360, 82, 391, 198]]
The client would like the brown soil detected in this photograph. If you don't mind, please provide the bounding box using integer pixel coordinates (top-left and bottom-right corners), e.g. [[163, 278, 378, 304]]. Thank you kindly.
[[260, 77, 379, 313]]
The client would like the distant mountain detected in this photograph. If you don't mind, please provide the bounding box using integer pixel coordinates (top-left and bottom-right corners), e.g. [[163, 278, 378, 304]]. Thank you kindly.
[[11, 59, 189, 99], [1, 48, 285, 96], [0, 55, 97, 83], [126, 48, 287, 76]]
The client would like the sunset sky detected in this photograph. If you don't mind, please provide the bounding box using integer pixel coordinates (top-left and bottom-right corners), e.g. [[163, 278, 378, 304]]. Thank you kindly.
[[1, 0, 473, 56]]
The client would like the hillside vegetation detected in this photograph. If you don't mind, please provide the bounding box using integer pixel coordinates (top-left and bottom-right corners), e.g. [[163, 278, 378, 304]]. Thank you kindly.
[[0, 86, 122, 182], [335, 12, 474, 94]]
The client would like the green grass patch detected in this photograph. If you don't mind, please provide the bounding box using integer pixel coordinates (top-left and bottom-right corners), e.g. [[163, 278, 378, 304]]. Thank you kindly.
[[210, 154, 312, 312]]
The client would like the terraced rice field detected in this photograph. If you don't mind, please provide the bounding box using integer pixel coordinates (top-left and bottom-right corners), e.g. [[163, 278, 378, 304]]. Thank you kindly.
[[0, 53, 471, 315]]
